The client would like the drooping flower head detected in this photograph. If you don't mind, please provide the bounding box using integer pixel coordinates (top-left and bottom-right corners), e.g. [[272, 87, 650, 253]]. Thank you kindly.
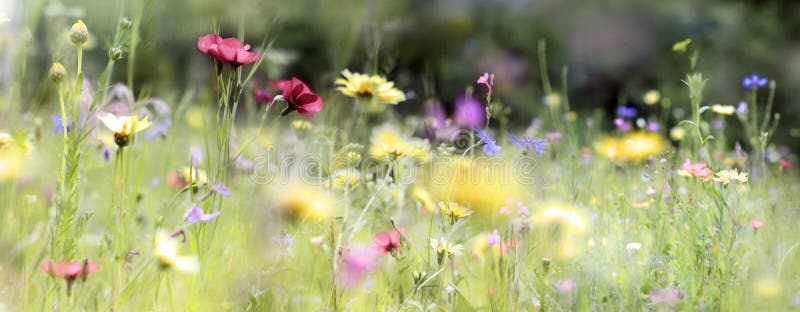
[[275, 77, 323, 119], [183, 204, 220, 225], [453, 93, 486, 129], [335, 69, 406, 113], [96, 112, 151, 147], [197, 34, 261, 66], [742, 74, 768, 89]]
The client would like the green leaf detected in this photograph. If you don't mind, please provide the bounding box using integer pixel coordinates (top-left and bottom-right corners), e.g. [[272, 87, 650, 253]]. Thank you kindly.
[[699, 106, 711, 114], [672, 38, 692, 53], [678, 120, 696, 127]]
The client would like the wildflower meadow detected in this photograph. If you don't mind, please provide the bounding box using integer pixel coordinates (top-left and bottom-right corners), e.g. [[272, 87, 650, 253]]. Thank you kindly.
[[1, 1, 800, 311]]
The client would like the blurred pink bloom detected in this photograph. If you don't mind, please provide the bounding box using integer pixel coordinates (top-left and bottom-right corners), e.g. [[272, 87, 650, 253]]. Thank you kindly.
[[197, 34, 261, 66], [682, 161, 712, 182], [340, 247, 376, 286], [556, 278, 577, 294], [476, 72, 495, 97], [370, 229, 403, 255], [545, 132, 563, 141], [750, 219, 766, 230]]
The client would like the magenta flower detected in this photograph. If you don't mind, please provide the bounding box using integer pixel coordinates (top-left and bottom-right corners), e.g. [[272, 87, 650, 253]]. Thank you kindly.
[[453, 94, 486, 129], [275, 77, 323, 119], [252, 82, 273, 105], [197, 34, 261, 66], [340, 247, 376, 286], [369, 229, 402, 255], [183, 204, 220, 225]]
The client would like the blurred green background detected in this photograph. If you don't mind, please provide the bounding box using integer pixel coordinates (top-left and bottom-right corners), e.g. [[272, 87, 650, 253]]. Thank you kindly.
[[2, 0, 799, 147]]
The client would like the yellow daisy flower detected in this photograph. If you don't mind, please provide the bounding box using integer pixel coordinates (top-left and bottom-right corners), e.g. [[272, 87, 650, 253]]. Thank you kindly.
[[369, 126, 429, 162], [335, 69, 406, 112], [439, 201, 473, 224], [272, 183, 337, 222], [154, 231, 199, 274], [96, 112, 152, 147]]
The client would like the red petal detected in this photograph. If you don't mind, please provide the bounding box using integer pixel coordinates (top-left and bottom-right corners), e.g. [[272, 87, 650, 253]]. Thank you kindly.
[[235, 49, 261, 65], [389, 230, 401, 246], [197, 34, 222, 53]]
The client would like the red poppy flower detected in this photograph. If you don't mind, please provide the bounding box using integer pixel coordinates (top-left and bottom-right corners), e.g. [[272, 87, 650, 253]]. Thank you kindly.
[[197, 34, 261, 66], [275, 77, 323, 119], [369, 229, 402, 255], [40, 260, 100, 281]]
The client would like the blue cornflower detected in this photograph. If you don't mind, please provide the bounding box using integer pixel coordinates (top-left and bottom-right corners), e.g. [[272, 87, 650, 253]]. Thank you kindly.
[[509, 133, 546, 156], [145, 117, 172, 140], [742, 74, 768, 89], [475, 129, 502, 156], [51, 115, 72, 133], [616, 106, 637, 118]]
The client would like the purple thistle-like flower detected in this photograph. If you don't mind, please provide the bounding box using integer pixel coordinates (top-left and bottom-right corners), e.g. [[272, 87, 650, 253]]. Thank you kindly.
[[616, 106, 637, 118], [454, 94, 486, 129], [183, 204, 220, 225], [51, 115, 72, 133], [742, 74, 768, 89], [210, 183, 231, 197], [475, 130, 501, 156], [487, 229, 501, 247], [508, 133, 546, 156], [145, 117, 171, 140]]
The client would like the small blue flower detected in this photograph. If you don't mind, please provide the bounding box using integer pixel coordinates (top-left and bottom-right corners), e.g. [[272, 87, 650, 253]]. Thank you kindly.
[[616, 106, 637, 118], [475, 129, 502, 156], [509, 133, 546, 156], [742, 74, 768, 89], [145, 117, 172, 140], [51, 115, 72, 133]]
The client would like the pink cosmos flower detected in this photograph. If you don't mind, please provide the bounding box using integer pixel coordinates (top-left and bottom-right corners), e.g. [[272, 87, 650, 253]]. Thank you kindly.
[[275, 77, 323, 119], [41, 260, 100, 281], [369, 229, 403, 255], [197, 34, 261, 66], [682, 161, 712, 182]]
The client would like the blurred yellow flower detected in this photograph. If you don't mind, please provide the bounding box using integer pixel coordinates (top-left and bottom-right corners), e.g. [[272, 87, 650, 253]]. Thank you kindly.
[[710, 104, 735, 115], [439, 201, 473, 224], [597, 132, 664, 163], [544, 93, 561, 107], [185, 107, 205, 130], [643, 90, 661, 105], [428, 157, 524, 215], [369, 126, 429, 162], [670, 126, 686, 140], [713, 169, 748, 184], [335, 69, 405, 113], [531, 202, 589, 259], [753, 277, 782, 298], [154, 231, 199, 274], [0, 149, 22, 180], [97, 112, 151, 147], [326, 168, 360, 189], [180, 166, 208, 187], [273, 183, 337, 222], [291, 120, 313, 131], [412, 187, 437, 213]]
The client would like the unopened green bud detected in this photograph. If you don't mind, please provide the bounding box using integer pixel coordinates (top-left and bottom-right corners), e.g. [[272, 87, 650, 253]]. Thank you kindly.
[[49, 62, 66, 83], [69, 20, 89, 46], [109, 47, 123, 61], [120, 17, 132, 30]]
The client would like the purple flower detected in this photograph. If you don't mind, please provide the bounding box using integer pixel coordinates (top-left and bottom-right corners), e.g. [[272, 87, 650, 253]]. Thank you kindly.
[[475, 130, 501, 156], [712, 119, 725, 130], [649, 286, 682, 305], [614, 118, 632, 132], [145, 117, 171, 140], [742, 74, 768, 89], [487, 229, 501, 247], [508, 133, 546, 156], [102, 145, 111, 163], [646, 120, 660, 132], [616, 106, 637, 118], [454, 94, 486, 129], [273, 232, 294, 248], [190, 147, 203, 168], [210, 183, 231, 197], [51, 115, 72, 133], [736, 101, 748, 115], [183, 204, 220, 225]]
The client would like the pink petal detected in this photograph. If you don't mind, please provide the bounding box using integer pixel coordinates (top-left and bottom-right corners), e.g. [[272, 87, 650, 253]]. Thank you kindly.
[[372, 231, 390, 247]]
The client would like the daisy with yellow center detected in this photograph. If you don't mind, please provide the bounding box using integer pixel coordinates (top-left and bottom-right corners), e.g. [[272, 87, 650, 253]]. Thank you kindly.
[[96, 112, 152, 147], [154, 231, 199, 274], [335, 69, 406, 112], [369, 126, 429, 162]]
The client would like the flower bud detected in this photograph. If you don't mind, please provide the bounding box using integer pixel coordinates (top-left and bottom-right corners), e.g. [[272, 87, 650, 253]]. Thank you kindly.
[[119, 17, 132, 30], [108, 47, 123, 61], [69, 20, 89, 46], [49, 62, 67, 84]]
